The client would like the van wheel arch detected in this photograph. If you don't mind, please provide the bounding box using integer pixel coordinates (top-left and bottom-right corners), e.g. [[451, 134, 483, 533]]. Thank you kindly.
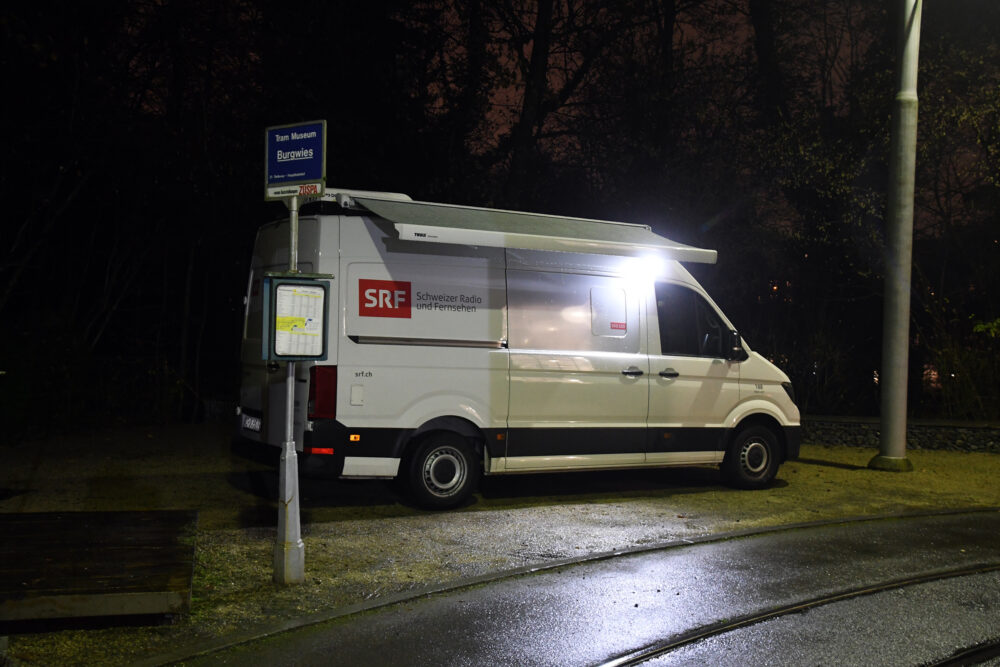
[[410, 416, 485, 448], [728, 414, 790, 462]]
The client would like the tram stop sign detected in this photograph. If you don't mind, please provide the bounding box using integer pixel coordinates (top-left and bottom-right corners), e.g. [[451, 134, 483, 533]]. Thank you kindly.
[[264, 120, 327, 200]]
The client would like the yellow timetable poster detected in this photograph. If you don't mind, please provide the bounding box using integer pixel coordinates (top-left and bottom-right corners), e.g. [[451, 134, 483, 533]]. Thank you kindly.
[[274, 283, 325, 357]]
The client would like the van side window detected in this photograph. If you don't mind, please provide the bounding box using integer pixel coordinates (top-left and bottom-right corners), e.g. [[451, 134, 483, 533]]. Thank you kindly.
[[590, 286, 628, 338], [655, 282, 724, 357], [508, 270, 638, 353]]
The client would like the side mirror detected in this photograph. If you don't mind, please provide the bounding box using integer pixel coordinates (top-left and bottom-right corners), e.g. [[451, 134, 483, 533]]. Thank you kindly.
[[728, 330, 749, 362]]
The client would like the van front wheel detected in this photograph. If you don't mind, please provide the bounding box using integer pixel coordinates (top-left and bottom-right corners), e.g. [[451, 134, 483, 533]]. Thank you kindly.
[[407, 433, 480, 509], [722, 425, 779, 489]]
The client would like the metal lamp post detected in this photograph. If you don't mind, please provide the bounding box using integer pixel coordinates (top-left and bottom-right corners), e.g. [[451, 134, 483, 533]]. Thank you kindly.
[[871, 0, 921, 473]]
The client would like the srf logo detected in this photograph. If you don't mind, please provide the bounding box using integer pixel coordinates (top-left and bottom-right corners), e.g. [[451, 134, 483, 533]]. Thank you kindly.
[[359, 279, 411, 318]]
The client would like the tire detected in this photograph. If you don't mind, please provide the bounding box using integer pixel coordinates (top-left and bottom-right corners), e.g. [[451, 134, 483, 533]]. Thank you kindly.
[[722, 425, 780, 489], [406, 432, 480, 509]]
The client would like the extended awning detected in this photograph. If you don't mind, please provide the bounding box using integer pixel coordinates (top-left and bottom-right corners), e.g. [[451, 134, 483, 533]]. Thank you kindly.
[[353, 196, 717, 264]]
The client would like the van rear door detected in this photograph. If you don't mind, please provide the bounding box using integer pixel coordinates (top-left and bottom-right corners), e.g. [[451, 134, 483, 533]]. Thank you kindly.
[[238, 218, 325, 447]]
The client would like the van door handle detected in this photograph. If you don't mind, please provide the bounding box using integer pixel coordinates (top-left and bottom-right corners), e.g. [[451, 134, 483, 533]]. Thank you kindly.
[[659, 369, 680, 378], [621, 366, 644, 377]]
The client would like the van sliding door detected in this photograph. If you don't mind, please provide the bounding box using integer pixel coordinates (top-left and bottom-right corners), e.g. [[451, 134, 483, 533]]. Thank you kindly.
[[504, 270, 647, 469]]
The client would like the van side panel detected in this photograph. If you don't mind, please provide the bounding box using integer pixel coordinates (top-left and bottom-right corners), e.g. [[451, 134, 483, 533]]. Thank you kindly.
[[332, 217, 508, 469]]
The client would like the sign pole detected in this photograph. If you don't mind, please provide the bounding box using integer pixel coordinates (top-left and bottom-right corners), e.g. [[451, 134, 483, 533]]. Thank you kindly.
[[274, 194, 305, 585], [264, 119, 326, 585]]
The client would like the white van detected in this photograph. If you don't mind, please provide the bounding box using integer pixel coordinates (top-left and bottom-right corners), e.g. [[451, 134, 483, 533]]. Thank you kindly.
[[238, 190, 800, 508]]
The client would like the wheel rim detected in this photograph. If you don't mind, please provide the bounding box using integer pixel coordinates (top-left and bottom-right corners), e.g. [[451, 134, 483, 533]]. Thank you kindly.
[[740, 438, 770, 476], [422, 446, 466, 498]]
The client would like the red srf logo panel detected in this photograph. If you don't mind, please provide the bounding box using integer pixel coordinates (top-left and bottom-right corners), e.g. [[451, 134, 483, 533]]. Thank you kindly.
[[359, 279, 411, 318]]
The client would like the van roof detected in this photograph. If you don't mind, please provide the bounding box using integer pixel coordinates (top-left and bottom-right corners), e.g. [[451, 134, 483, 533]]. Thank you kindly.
[[299, 190, 717, 264]]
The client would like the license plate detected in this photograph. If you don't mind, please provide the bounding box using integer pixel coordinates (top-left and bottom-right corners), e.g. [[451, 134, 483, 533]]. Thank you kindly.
[[241, 413, 262, 433]]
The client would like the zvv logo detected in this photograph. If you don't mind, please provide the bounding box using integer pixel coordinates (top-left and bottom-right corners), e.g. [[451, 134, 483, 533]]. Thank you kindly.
[[359, 279, 411, 318]]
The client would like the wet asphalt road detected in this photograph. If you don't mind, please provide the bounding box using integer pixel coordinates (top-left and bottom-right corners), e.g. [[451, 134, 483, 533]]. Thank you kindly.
[[647, 570, 1000, 666], [179, 510, 1000, 667]]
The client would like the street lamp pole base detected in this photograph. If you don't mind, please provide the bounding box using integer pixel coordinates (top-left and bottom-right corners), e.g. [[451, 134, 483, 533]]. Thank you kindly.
[[868, 454, 914, 473]]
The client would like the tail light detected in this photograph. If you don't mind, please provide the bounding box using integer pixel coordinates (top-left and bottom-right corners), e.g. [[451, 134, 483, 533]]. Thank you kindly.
[[308, 365, 337, 420]]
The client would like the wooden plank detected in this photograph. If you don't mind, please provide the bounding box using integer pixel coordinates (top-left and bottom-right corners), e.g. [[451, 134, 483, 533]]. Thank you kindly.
[[0, 591, 190, 622], [0, 511, 197, 626], [1, 511, 194, 543]]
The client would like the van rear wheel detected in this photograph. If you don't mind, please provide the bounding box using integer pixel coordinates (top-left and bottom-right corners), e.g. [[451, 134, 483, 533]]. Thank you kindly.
[[407, 433, 480, 509], [722, 425, 779, 489]]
